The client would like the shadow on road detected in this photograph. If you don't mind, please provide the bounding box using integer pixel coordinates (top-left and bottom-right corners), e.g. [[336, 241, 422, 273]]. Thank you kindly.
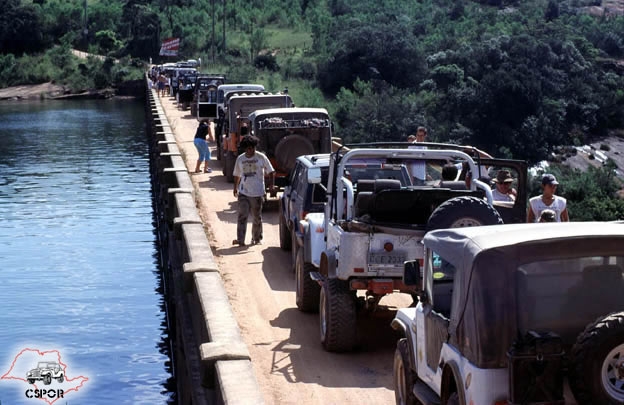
[[267, 307, 399, 389]]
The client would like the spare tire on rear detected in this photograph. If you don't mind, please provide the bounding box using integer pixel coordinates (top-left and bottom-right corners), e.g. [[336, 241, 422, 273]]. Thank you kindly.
[[568, 312, 624, 404], [427, 196, 503, 231], [274, 134, 315, 173]]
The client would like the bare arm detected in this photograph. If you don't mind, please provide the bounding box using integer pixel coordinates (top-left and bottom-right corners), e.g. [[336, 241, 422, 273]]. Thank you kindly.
[[233, 176, 240, 197], [527, 206, 536, 223], [560, 207, 569, 222], [207, 124, 215, 142]]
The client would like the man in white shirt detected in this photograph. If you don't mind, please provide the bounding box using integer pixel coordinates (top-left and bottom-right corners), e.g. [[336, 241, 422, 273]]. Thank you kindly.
[[408, 127, 428, 184], [527, 174, 569, 222], [232, 135, 276, 246]]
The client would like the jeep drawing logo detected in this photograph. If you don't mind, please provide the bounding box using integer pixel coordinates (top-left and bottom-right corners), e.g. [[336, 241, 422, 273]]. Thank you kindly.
[[1, 348, 89, 404]]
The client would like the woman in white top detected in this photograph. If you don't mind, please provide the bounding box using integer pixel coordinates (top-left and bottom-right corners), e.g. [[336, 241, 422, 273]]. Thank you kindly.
[[527, 174, 569, 222]]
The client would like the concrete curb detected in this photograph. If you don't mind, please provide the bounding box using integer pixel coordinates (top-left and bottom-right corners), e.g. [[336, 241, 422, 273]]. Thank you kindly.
[[146, 80, 264, 405]]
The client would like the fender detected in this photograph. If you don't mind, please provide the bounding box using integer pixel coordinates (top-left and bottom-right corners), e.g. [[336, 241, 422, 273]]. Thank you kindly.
[[301, 213, 325, 267], [320, 250, 337, 278], [441, 360, 467, 405], [391, 317, 418, 376]]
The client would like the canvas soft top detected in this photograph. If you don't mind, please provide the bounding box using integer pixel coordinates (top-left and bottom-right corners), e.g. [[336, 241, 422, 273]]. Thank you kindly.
[[424, 222, 624, 368]]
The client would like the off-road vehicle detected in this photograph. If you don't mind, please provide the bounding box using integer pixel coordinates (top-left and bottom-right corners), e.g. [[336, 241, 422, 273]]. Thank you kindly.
[[221, 93, 294, 183], [249, 107, 333, 192], [26, 362, 64, 385], [280, 153, 412, 276], [176, 72, 197, 110], [214, 87, 268, 161], [393, 222, 624, 405], [303, 143, 527, 352], [190, 74, 226, 120]]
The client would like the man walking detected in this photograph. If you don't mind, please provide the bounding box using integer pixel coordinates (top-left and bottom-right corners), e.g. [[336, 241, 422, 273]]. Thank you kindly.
[[232, 135, 276, 246]]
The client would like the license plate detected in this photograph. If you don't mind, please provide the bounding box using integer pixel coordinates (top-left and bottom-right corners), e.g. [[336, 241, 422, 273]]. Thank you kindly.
[[369, 253, 406, 265]]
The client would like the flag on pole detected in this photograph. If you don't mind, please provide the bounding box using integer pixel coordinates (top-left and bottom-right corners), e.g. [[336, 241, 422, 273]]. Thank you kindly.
[[159, 38, 180, 56]]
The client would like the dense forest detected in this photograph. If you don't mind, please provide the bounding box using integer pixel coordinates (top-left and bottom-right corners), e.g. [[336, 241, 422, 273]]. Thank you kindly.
[[2, 0, 624, 219]]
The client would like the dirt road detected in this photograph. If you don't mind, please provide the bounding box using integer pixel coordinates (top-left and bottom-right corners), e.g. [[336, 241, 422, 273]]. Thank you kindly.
[[160, 95, 409, 404]]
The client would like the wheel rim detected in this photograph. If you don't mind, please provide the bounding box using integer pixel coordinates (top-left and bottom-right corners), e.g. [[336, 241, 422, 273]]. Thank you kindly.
[[450, 217, 482, 228], [319, 286, 327, 342], [601, 342, 624, 400]]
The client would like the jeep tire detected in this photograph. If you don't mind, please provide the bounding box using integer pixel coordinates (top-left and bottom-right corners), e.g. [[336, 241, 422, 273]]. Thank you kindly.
[[279, 211, 292, 251], [394, 338, 421, 405], [43, 374, 51, 385], [569, 312, 624, 404], [296, 248, 320, 312], [57, 374, 64, 383], [28, 378, 35, 384], [320, 278, 357, 352], [426, 196, 503, 231]]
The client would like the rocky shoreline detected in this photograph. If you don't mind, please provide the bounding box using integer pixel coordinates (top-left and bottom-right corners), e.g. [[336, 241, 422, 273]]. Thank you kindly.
[[0, 80, 144, 101]]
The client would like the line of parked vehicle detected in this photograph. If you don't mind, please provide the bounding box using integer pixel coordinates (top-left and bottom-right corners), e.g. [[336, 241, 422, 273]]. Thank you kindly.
[[159, 69, 624, 405]]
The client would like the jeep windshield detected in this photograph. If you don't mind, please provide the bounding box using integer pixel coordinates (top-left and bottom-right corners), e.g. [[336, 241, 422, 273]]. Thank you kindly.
[[516, 255, 624, 346]]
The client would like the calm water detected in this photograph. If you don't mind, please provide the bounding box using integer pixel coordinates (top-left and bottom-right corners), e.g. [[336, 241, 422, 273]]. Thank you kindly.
[[0, 100, 174, 404]]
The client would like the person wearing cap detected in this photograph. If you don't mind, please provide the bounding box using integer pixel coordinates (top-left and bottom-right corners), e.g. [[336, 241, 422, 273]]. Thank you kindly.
[[527, 174, 569, 223], [491, 170, 517, 202]]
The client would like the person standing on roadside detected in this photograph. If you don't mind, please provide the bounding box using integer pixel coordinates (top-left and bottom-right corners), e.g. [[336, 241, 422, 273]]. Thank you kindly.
[[193, 119, 214, 173], [408, 127, 428, 185], [527, 174, 569, 222], [232, 135, 276, 246], [157, 74, 167, 97]]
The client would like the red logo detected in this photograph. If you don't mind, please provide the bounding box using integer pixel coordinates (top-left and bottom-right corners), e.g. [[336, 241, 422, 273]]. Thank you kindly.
[[1, 348, 89, 405]]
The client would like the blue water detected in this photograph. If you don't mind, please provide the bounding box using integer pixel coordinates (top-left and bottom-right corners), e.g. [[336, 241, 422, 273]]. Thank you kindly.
[[0, 100, 174, 404]]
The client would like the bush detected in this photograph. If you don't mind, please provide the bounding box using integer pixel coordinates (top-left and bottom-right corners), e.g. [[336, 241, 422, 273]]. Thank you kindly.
[[254, 54, 279, 71], [600, 143, 611, 151]]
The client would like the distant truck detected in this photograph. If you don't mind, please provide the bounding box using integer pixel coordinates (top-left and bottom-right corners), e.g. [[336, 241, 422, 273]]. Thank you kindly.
[[176, 72, 197, 110], [214, 85, 266, 160], [248, 107, 333, 190], [222, 93, 294, 183], [190, 74, 226, 120]]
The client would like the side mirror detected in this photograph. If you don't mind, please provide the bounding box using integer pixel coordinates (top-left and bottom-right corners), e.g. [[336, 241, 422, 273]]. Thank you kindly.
[[307, 167, 322, 184], [403, 260, 422, 288]]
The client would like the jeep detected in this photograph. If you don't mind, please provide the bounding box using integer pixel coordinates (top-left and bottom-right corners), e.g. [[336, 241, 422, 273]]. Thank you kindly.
[[280, 153, 412, 277], [303, 143, 527, 352], [190, 74, 226, 120], [26, 362, 64, 385], [249, 107, 334, 193], [393, 222, 624, 405], [221, 93, 294, 183]]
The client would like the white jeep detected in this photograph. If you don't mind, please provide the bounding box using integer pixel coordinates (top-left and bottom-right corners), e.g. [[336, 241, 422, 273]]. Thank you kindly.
[[392, 222, 624, 405], [301, 143, 527, 352]]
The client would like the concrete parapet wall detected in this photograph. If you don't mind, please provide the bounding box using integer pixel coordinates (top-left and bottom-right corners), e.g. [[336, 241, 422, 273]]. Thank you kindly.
[[145, 80, 264, 405]]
